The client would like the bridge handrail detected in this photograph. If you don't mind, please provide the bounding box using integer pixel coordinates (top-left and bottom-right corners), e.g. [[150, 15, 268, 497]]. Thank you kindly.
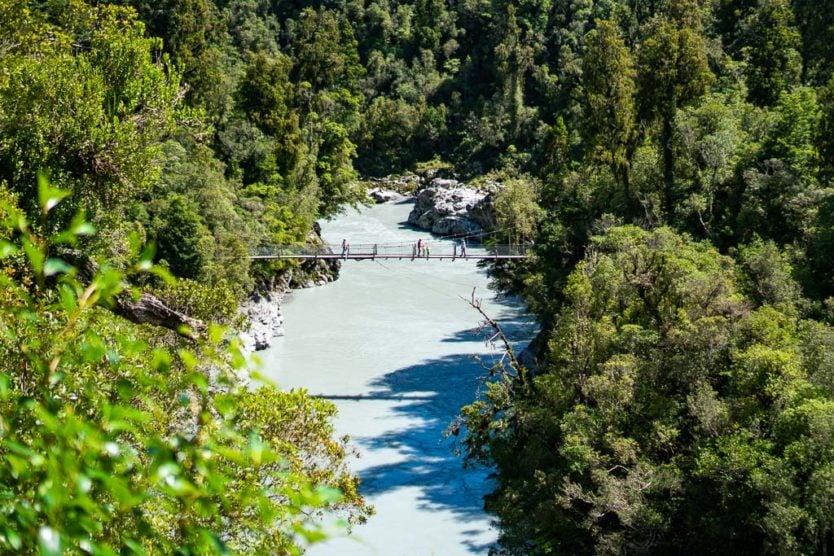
[[251, 242, 531, 258]]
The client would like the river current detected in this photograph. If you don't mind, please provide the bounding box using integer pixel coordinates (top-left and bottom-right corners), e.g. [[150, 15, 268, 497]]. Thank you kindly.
[[259, 201, 535, 555]]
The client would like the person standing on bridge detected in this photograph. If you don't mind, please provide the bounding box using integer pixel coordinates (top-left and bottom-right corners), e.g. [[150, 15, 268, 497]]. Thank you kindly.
[[417, 238, 423, 258], [460, 237, 467, 258]]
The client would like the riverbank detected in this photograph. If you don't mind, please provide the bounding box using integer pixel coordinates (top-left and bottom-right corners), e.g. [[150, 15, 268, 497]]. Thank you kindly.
[[240, 223, 341, 352]]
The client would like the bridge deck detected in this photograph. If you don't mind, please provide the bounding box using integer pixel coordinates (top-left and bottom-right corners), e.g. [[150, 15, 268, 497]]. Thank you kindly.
[[249, 241, 531, 261], [249, 254, 528, 261]]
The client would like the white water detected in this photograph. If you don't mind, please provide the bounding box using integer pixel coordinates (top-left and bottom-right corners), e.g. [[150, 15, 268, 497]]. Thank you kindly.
[[259, 201, 535, 555]]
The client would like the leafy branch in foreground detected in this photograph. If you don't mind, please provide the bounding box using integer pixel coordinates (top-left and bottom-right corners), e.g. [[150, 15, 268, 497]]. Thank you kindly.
[[0, 182, 370, 554]]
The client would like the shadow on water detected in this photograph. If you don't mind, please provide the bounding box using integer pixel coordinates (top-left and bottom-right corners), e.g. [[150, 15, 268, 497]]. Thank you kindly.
[[310, 301, 537, 554], [323, 307, 534, 553], [346, 351, 499, 553]]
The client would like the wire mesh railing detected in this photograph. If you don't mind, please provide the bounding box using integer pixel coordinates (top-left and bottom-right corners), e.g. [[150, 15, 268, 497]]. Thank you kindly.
[[250, 241, 531, 259]]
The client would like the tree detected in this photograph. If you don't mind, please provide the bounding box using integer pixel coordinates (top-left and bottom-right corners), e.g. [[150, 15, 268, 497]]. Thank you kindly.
[[580, 20, 639, 210], [494, 4, 536, 141], [673, 91, 751, 238], [638, 2, 714, 222], [238, 52, 305, 186], [149, 194, 209, 279], [0, 185, 370, 553], [742, 0, 802, 106], [460, 224, 834, 554], [792, 0, 834, 84], [290, 8, 365, 215], [493, 178, 543, 245], [817, 74, 834, 184], [0, 0, 181, 232]]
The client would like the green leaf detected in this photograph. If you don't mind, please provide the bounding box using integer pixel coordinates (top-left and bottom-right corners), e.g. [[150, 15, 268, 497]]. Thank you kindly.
[[37, 174, 70, 215], [4, 527, 21, 551], [139, 242, 156, 266], [179, 350, 198, 372], [37, 526, 61, 556], [43, 258, 72, 277], [0, 241, 17, 259], [209, 324, 225, 345], [149, 264, 175, 285], [21, 237, 44, 275], [59, 284, 78, 314], [52, 213, 95, 245], [0, 373, 9, 400]]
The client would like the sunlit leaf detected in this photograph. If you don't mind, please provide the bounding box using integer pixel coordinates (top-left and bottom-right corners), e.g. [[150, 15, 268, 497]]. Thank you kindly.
[[37, 526, 61, 556], [37, 174, 70, 215]]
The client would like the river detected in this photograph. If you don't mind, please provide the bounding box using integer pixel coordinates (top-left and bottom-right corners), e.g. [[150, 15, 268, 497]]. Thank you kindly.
[[259, 201, 535, 555]]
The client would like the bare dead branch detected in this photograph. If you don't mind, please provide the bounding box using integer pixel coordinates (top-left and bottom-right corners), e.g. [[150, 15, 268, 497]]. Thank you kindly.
[[463, 287, 528, 385]]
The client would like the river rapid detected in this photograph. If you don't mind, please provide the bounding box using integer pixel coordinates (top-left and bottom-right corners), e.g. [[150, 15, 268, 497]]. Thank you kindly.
[[259, 201, 535, 555]]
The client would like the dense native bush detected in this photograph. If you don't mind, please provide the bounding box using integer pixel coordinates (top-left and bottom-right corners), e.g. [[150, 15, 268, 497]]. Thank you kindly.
[[9, 0, 834, 552], [461, 226, 834, 554], [0, 181, 369, 553]]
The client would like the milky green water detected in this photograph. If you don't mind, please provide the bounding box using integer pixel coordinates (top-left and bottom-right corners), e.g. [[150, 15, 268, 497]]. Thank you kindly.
[[259, 202, 535, 555]]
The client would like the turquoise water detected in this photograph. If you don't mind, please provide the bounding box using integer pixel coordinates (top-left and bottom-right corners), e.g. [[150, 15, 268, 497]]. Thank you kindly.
[[259, 202, 535, 555]]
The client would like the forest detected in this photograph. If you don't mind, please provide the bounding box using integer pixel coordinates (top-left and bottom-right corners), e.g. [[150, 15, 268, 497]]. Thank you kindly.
[[3, 0, 834, 553]]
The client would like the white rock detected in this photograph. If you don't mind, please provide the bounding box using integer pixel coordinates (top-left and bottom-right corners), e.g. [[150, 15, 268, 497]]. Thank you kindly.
[[368, 188, 407, 203], [239, 291, 285, 352], [407, 180, 491, 236]]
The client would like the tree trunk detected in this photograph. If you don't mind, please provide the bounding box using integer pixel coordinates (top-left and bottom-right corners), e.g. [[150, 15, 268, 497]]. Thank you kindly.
[[60, 250, 205, 339], [662, 115, 675, 222], [111, 293, 205, 339]]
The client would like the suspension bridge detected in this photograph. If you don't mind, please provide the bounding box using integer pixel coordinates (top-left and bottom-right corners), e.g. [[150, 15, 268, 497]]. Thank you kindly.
[[249, 240, 531, 261]]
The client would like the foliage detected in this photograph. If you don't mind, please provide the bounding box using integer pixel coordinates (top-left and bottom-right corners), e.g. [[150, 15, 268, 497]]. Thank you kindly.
[[461, 226, 834, 554], [9, 0, 834, 552], [580, 20, 638, 208], [0, 184, 369, 553], [493, 178, 543, 244], [0, 0, 181, 230], [741, 0, 802, 106]]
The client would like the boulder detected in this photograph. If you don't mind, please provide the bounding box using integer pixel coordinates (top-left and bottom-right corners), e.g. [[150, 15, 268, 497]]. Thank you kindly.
[[468, 193, 497, 231], [368, 188, 406, 203], [407, 178, 490, 236]]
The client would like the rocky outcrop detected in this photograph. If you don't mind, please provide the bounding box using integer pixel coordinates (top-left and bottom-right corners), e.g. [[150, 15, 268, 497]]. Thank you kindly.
[[407, 178, 497, 236], [468, 193, 497, 231], [239, 277, 290, 352], [517, 328, 547, 377], [290, 222, 341, 289], [364, 174, 424, 195]]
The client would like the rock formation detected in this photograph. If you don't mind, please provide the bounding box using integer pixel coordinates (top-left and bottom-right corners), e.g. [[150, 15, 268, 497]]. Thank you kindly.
[[407, 178, 497, 236], [368, 188, 407, 204]]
